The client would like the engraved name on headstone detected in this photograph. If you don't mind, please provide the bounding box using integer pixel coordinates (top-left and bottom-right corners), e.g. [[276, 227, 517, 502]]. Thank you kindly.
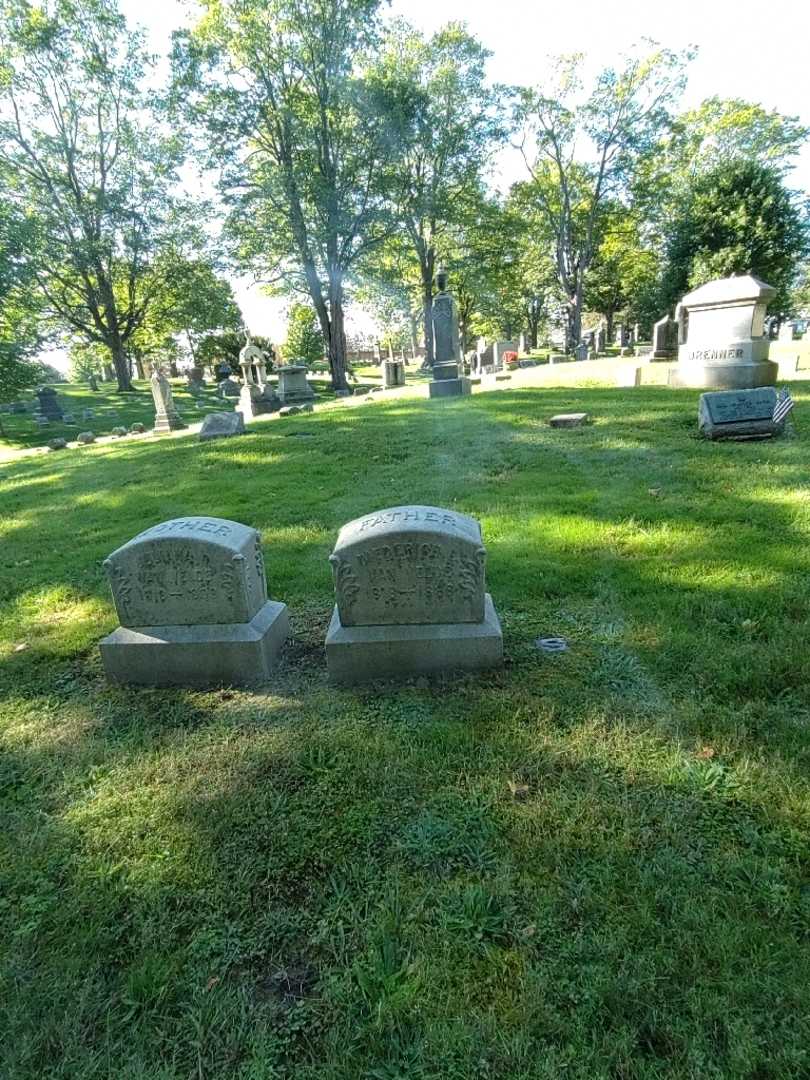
[[103, 516, 267, 628], [329, 506, 486, 627]]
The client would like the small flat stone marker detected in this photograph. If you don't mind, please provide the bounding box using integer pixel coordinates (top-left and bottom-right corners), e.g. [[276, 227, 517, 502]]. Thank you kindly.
[[325, 505, 503, 684], [99, 516, 289, 687], [549, 413, 589, 428]]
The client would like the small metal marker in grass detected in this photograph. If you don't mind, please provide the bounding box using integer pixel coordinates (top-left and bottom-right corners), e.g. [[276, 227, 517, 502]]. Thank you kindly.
[[534, 637, 569, 653]]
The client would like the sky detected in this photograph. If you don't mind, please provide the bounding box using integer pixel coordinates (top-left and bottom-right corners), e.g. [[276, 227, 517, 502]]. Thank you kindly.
[[46, 0, 810, 369]]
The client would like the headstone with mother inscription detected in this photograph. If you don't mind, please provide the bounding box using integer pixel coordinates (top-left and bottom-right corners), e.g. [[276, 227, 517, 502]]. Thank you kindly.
[[325, 505, 503, 684], [698, 387, 786, 440], [99, 516, 289, 686]]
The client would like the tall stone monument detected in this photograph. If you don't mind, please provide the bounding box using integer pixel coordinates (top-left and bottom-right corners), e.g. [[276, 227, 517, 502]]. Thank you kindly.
[[674, 275, 777, 389], [238, 335, 279, 418], [325, 505, 502, 684], [429, 267, 471, 399], [99, 516, 289, 686], [150, 364, 186, 434], [35, 386, 64, 421]]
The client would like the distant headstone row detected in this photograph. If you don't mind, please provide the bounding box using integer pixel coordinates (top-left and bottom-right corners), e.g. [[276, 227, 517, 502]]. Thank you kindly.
[[99, 507, 503, 688]]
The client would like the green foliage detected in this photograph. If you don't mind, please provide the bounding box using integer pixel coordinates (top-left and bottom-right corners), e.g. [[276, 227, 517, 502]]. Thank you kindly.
[[518, 45, 690, 346], [284, 302, 324, 366], [662, 159, 809, 312], [0, 0, 193, 390], [585, 203, 661, 333]]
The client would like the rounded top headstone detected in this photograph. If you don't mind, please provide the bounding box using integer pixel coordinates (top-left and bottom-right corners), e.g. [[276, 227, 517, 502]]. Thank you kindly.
[[329, 505, 486, 627], [103, 516, 268, 628]]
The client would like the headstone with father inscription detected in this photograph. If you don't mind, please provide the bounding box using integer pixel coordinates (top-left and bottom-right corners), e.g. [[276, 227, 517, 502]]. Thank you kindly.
[[698, 387, 786, 440], [99, 516, 289, 686], [325, 505, 502, 684]]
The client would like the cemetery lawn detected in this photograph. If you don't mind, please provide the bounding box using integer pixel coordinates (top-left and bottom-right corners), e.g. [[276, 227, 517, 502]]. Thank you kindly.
[[3, 383, 810, 1079]]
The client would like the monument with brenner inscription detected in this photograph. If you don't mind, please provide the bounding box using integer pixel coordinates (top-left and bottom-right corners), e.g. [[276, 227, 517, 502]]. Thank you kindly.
[[325, 505, 502, 684], [674, 274, 778, 389], [99, 516, 289, 686]]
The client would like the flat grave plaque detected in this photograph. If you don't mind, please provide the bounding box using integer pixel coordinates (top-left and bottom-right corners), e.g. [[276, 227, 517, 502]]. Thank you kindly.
[[704, 389, 775, 425]]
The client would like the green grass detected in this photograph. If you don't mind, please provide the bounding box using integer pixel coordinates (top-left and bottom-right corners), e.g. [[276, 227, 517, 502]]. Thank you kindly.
[[2, 383, 810, 1079], [0, 373, 353, 451]]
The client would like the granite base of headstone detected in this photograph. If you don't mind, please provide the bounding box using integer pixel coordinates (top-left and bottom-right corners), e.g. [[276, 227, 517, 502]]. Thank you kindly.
[[199, 411, 245, 442], [277, 365, 315, 404], [325, 505, 503, 685], [698, 388, 785, 440], [238, 382, 278, 419], [100, 516, 289, 687]]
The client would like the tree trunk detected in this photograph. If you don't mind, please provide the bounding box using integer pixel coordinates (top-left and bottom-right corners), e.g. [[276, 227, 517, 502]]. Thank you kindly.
[[108, 338, 134, 392], [409, 314, 419, 363], [327, 268, 349, 392], [605, 312, 615, 342], [422, 284, 434, 368]]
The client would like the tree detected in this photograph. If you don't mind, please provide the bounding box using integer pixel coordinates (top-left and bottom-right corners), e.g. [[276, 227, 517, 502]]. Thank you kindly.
[[0, 192, 42, 428], [517, 46, 688, 349], [371, 22, 505, 365], [175, 0, 391, 392], [284, 302, 324, 366], [0, 0, 191, 392], [584, 203, 661, 338], [130, 256, 242, 369], [661, 159, 809, 314]]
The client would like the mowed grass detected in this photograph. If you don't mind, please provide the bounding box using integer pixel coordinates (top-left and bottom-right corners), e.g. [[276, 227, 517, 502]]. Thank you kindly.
[[2, 384, 810, 1079]]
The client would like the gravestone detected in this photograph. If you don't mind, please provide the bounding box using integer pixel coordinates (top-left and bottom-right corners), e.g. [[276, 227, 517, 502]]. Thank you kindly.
[[428, 267, 471, 399], [382, 359, 405, 388], [186, 367, 206, 393], [48, 438, 67, 451], [779, 319, 799, 342], [652, 313, 678, 360], [111, 426, 128, 437], [36, 387, 63, 421], [675, 275, 777, 389], [238, 337, 279, 417], [698, 387, 786, 440], [596, 326, 607, 353], [276, 365, 315, 405], [549, 413, 589, 428], [574, 343, 588, 361], [150, 364, 186, 433], [325, 505, 502, 684], [218, 376, 241, 400], [615, 323, 626, 347], [199, 411, 245, 442], [99, 516, 289, 686], [518, 332, 527, 354], [77, 431, 96, 444], [492, 340, 519, 372], [130, 422, 145, 434]]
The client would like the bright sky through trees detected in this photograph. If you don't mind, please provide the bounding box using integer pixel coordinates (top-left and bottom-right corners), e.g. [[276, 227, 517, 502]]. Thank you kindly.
[[44, 0, 809, 361]]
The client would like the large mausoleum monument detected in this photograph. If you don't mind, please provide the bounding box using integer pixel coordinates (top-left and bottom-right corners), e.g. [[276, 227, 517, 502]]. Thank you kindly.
[[674, 274, 777, 389], [100, 516, 289, 687], [429, 267, 472, 398], [324, 505, 502, 684]]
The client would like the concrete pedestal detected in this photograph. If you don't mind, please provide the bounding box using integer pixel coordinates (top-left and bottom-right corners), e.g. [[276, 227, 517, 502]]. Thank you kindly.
[[325, 593, 502, 685], [154, 411, 186, 434], [428, 376, 472, 399], [238, 384, 278, 419], [673, 358, 778, 390], [100, 600, 289, 687]]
